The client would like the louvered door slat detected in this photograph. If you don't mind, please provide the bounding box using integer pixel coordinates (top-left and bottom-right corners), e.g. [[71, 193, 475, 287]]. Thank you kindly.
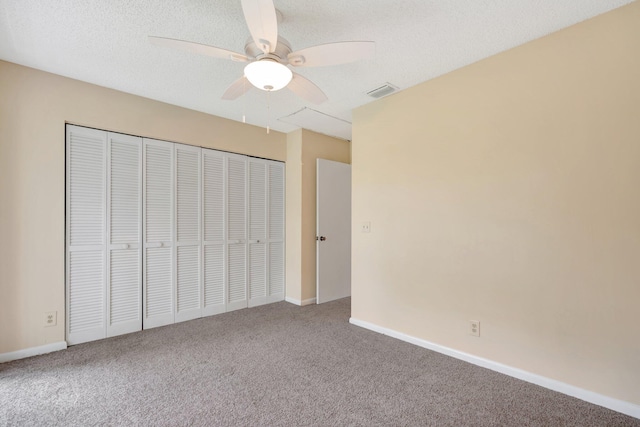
[[143, 139, 174, 328], [66, 125, 107, 345], [68, 251, 104, 342], [145, 247, 172, 318], [203, 150, 225, 316], [145, 144, 172, 242], [177, 246, 200, 313], [267, 161, 285, 303], [227, 243, 247, 310], [175, 145, 201, 322], [109, 250, 140, 325], [177, 148, 200, 242], [226, 155, 247, 311], [107, 133, 142, 337], [249, 244, 267, 306], [269, 162, 285, 241], [204, 244, 225, 313], [248, 160, 268, 307], [269, 241, 285, 300], [69, 134, 104, 246], [203, 152, 225, 241], [110, 140, 140, 244], [249, 161, 267, 240], [227, 156, 246, 241]]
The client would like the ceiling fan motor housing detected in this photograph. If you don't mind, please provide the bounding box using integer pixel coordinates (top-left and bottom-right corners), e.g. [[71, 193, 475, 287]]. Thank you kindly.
[[245, 36, 293, 63]]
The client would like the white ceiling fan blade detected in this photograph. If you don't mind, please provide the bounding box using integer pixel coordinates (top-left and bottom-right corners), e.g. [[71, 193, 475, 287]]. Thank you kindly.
[[287, 73, 328, 105], [222, 76, 252, 100], [149, 36, 248, 62], [288, 41, 375, 67], [241, 0, 278, 54]]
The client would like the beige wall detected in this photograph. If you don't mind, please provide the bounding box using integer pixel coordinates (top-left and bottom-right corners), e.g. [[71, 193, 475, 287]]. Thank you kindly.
[[0, 61, 286, 354], [285, 130, 303, 302], [352, 2, 640, 406], [286, 129, 351, 303]]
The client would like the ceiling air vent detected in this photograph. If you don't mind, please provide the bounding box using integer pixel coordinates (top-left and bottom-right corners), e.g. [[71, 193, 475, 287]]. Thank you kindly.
[[366, 83, 398, 99]]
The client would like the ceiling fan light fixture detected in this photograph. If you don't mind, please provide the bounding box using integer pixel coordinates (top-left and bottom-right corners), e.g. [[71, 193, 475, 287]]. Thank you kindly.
[[244, 60, 292, 91]]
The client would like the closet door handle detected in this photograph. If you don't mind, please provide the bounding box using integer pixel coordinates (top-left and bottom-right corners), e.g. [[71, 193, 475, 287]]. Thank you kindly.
[[147, 242, 164, 248]]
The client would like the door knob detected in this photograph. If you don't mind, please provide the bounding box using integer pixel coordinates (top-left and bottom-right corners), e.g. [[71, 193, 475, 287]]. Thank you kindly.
[[318, 236, 326, 241]]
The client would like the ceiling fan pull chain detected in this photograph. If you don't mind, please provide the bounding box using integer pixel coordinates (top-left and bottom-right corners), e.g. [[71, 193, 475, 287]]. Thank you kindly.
[[242, 77, 246, 123]]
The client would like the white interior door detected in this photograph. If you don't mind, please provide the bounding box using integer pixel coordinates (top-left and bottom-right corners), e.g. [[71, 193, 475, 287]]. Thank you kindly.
[[226, 154, 248, 312], [106, 132, 142, 337], [68, 125, 286, 345], [316, 159, 351, 304], [267, 162, 285, 303], [142, 138, 174, 329], [248, 160, 268, 307], [175, 144, 202, 322], [202, 149, 226, 316], [66, 125, 107, 345]]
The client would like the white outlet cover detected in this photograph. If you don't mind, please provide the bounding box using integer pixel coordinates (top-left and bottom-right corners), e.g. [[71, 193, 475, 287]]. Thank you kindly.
[[362, 221, 371, 233], [469, 320, 480, 337], [44, 311, 57, 327]]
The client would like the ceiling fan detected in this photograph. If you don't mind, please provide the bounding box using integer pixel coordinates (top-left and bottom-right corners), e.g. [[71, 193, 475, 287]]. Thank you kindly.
[[149, 0, 375, 105]]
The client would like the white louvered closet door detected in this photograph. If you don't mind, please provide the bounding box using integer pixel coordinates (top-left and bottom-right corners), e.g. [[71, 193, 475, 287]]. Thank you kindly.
[[267, 161, 285, 303], [143, 138, 174, 329], [106, 132, 142, 337], [175, 144, 202, 322], [226, 154, 248, 312], [202, 149, 226, 316], [68, 125, 285, 345], [248, 160, 268, 307], [66, 125, 107, 345]]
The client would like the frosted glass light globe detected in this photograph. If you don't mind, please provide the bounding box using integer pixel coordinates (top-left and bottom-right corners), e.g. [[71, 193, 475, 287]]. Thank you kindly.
[[244, 60, 293, 91]]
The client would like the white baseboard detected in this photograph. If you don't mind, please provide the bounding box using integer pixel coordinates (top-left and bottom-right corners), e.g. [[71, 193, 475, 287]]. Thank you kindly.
[[349, 317, 640, 420], [285, 296, 317, 306], [0, 341, 67, 364]]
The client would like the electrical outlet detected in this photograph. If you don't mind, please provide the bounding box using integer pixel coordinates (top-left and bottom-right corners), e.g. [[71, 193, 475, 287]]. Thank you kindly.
[[362, 221, 371, 233], [469, 320, 480, 337], [44, 311, 57, 327]]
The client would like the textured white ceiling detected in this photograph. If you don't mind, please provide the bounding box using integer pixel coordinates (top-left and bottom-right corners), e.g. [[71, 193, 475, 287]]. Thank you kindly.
[[0, 0, 633, 140]]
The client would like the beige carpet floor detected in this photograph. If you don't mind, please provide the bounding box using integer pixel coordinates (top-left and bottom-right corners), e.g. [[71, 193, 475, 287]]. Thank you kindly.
[[1, 298, 638, 426]]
